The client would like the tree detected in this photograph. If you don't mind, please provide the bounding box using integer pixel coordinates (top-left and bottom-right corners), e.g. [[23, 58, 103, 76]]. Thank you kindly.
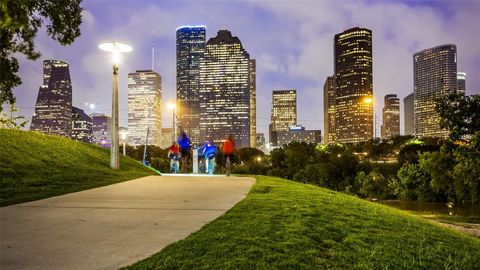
[[0, 0, 83, 111], [436, 92, 480, 140], [0, 103, 27, 128]]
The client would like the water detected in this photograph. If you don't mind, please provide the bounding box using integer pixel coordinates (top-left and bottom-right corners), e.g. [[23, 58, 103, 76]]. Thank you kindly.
[[378, 200, 480, 218]]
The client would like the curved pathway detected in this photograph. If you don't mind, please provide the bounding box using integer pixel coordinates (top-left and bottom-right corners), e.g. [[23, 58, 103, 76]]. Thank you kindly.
[[0, 175, 255, 270]]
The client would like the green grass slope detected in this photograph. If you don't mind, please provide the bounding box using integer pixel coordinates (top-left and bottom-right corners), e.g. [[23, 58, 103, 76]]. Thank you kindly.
[[125, 176, 480, 270], [0, 129, 155, 206]]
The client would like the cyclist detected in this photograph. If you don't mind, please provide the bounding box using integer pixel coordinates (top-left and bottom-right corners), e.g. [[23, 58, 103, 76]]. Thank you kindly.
[[222, 134, 235, 176], [177, 131, 191, 173], [168, 142, 180, 173], [203, 140, 217, 175]]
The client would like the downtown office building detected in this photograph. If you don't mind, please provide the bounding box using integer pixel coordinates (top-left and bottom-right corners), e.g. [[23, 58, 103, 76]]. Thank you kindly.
[[71, 106, 93, 143], [413, 44, 457, 138], [323, 76, 336, 144], [334, 27, 373, 143], [269, 90, 297, 147], [176, 25, 206, 145], [128, 70, 162, 146], [198, 30, 253, 148], [31, 60, 72, 137], [381, 94, 400, 139]]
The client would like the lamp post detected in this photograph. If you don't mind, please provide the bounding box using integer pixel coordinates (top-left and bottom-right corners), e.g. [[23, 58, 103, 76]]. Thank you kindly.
[[99, 42, 132, 169], [168, 103, 176, 143]]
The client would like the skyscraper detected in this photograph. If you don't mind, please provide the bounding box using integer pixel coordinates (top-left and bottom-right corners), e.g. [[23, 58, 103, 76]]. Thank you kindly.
[[404, 93, 414, 135], [199, 30, 251, 148], [249, 59, 257, 148], [270, 90, 297, 146], [323, 76, 335, 144], [71, 106, 93, 143], [176, 25, 206, 145], [381, 94, 400, 139], [457, 72, 466, 95], [414, 44, 457, 138], [31, 60, 72, 137], [91, 114, 111, 147], [334, 27, 373, 143], [128, 70, 162, 146]]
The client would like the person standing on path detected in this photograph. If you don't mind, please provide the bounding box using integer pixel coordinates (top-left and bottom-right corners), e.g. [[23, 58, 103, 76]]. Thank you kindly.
[[221, 134, 235, 176]]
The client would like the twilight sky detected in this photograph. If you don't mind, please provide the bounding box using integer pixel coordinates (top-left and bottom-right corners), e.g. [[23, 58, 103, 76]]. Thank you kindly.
[[13, 0, 480, 142]]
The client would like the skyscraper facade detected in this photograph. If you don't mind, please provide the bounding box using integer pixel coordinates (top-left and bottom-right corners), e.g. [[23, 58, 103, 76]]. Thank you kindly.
[[334, 27, 373, 143], [414, 44, 457, 138], [128, 70, 162, 146], [457, 72, 466, 95], [71, 106, 93, 143], [270, 90, 297, 146], [199, 30, 251, 148], [403, 93, 414, 135], [323, 76, 336, 144], [31, 60, 72, 137], [91, 114, 111, 147], [381, 94, 400, 139], [249, 59, 257, 148], [176, 25, 206, 145]]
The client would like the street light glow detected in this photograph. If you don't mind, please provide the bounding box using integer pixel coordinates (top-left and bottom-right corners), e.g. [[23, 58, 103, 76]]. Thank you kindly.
[[99, 42, 132, 65], [364, 97, 373, 104], [168, 103, 176, 109]]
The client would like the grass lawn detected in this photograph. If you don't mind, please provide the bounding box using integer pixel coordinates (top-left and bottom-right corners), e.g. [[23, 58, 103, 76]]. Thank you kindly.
[[0, 129, 155, 206], [125, 175, 480, 269]]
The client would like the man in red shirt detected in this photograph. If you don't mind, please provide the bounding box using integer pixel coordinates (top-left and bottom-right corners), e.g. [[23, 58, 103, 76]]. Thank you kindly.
[[222, 134, 235, 176]]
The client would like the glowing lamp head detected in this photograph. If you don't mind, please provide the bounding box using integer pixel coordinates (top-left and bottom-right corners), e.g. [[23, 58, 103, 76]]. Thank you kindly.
[[99, 42, 132, 65], [364, 97, 373, 104], [168, 103, 176, 110]]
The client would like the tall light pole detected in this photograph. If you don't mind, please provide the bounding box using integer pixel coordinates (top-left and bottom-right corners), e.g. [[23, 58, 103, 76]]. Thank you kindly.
[[168, 103, 176, 143], [99, 42, 132, 169]]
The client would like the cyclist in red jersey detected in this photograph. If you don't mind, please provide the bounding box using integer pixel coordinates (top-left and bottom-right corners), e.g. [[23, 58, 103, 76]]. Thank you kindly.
[[222, 134, 235, 176]]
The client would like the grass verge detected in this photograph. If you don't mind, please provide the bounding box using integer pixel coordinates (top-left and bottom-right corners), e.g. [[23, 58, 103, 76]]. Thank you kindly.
[[0, 129, 155, 206], [125, 175, 480, 269]]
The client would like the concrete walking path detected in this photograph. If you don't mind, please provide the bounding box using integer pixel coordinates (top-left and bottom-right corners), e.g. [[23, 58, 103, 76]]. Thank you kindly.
[[0, 175, 255, 270]]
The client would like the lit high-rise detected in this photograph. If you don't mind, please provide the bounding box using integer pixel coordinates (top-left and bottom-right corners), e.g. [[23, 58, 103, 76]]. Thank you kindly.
[[176, 25, 206, 145], [128, 70, 162, 146], [31, 60, 72, 137], [403, 93, 414, 135], [334, 27, 373, 143], [249, 59, 257, 148], [199, 30, 251, 148], [414, 44, 457, 138], [381, 94, 400, 139], [71, 106, 92, 143], [323, 76, 335, 144], [270, 90, 297, 146], [457, 72, 466, 95]]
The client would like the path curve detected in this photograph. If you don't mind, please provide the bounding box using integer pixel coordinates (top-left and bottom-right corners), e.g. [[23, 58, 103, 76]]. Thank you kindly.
[[0, 175, 255, 270]]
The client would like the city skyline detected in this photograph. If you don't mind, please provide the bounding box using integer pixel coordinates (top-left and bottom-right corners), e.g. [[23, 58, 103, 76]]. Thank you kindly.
[[11, 1, 480, 143]]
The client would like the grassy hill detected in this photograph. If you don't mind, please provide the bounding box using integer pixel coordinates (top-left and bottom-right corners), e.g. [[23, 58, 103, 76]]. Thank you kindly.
[[0, 129, 155, 206], [125, 176, 480, 269]]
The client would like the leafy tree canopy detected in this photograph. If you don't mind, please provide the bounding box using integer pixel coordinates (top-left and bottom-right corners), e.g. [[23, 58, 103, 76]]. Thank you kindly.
[[0, 0, 83, 112], [436, 92, 480, 140]]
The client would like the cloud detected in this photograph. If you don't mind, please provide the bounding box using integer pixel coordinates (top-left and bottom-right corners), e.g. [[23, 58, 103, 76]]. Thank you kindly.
[[13, 0, 480, 140]]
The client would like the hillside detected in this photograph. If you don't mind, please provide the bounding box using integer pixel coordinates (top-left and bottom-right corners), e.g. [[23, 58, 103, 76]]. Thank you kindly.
[[125, 176, 480, 269], [0, 129, 155, 206]]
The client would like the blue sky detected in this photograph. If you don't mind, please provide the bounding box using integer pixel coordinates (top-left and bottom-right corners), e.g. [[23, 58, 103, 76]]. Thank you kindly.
[[14, 0, 480, 141]]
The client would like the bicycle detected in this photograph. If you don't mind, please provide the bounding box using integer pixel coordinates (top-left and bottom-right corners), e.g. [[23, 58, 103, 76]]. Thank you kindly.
[[225, 155, 232, 176]]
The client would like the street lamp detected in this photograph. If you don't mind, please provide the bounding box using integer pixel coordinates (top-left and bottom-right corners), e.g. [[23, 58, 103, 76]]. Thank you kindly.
[[99, 42, 132, 169], [168, 103, 176, 143]]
